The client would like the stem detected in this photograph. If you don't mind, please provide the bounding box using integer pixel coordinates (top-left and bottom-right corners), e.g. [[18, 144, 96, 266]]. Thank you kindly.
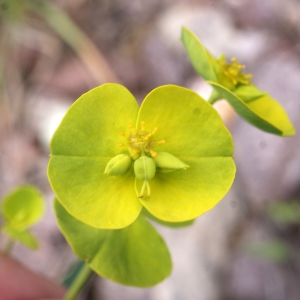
[[207, 89, 221, 105], [63, 263, 93, 300], [3, 239, 14, 255]]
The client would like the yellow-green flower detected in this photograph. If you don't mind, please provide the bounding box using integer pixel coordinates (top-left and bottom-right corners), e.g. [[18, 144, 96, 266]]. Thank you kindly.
[[1, 185, 44, 250], [48, 83, 235, 229], [181, 26, 295, 137]]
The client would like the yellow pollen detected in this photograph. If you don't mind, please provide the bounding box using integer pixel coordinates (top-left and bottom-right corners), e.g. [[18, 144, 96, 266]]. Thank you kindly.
[[157, 140, 166, 145], [120, 121, 165, 160], [150, 150, 157, 158], [218, 55, 253, 86], [130, 150, 139, 159]]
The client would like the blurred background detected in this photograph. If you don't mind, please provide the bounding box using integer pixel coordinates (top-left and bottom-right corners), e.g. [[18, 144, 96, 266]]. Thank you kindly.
[[0, 0, 300, 299]]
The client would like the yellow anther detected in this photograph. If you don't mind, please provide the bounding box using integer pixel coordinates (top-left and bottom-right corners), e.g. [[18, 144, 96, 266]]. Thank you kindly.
[[150, 150, 157, 158], [145, 133, 153, 140], [218, 55, 252, 86], [130, 150, 138, 158], [119, 143, 125, 147], [152, 127, 158, 134], [120, 123, 165, 160], [120, 131, 125, 136], [157, 140, 166, 144], [128, 123, 134, 132]]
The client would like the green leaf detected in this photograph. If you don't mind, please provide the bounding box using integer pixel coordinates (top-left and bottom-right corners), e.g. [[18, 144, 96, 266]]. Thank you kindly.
[[267, 202, 300, 224], [54, 199, 172, 287], [48, 84, 142, 229], [136, 85, 236, 222], [243, 240, 290, 263], [209, 82, 296, 136], [1, 185, 44, 229], [1, 0, 29, 21], [181, 27, 218, 82], [2, 226, 39, 249]]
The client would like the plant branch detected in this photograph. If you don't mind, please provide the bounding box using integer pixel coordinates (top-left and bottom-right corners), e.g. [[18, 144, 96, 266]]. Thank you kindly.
[[63, 263, 93, 300]]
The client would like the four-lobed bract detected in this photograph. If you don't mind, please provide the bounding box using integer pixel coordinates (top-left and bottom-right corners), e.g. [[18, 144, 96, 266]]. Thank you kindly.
[[48, 83, 236, 230]]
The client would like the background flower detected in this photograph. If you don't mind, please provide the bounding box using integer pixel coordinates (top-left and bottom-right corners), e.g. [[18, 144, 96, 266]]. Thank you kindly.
[[181, 27, 295, 137]]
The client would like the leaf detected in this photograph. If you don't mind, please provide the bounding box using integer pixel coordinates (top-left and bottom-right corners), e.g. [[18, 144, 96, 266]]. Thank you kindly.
[[54, 199, 172, 287], [1, 185, 44, 229], [243, 240, 290, 263], [181, 27, 218, 82], [2, 226, 39, 249], [209, 82, 296, 136], [136, 85, 236, 222], [48, 84, 142, 229], [267, 202, 300, 224]]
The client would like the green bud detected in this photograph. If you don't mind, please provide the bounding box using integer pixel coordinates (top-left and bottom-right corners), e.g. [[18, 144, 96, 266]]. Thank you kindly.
[[134, 156, 156, 199], [104, 154, 132, 176], [134, 156, 156, 181], [154, 152, 189, 173]]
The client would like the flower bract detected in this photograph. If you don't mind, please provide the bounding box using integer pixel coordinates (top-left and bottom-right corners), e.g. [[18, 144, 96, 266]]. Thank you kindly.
[[54, 199, 172, 287], [1, 185, 44, 249], [48, 83, 235, 229], [181, 26, 295, 137]]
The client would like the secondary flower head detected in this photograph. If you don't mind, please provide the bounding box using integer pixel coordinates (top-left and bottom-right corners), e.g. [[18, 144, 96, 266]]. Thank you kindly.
[[181, 26, 295, 137], [48, 84, 235, 229], [216, 55, 253, 89], [1, 185, 44, 250]]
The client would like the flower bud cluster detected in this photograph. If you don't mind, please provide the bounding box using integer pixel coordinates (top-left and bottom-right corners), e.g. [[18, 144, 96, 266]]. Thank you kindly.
[[104, 122, 189, 199]]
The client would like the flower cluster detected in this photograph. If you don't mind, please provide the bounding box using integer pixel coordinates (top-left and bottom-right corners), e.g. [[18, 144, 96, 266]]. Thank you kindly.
[[181, 27, 295, 137], [48, 84, 235, 229]]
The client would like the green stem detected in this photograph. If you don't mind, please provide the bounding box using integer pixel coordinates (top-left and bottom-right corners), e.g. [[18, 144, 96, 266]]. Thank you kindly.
[[3, 239, 14, 255], [63, 263, 93, 300], [207, 89, 221, 105]]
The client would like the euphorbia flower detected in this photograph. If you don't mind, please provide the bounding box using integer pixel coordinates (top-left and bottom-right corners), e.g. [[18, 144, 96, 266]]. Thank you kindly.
[[48, 83, 235, 229], [1, 185, 44, 250], [181, 27, 295, 137]]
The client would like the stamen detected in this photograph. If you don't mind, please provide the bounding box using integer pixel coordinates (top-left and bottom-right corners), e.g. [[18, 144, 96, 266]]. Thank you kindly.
[[150, 150, 157, 158], [120, 123, 165, 161], [152, 127, 158, 135], [144, 132, 153, 140], [218, 56, 253, 86], [128, 123, 137, 135], [157, 140, 166, 145], [130, 150, 138, 158]]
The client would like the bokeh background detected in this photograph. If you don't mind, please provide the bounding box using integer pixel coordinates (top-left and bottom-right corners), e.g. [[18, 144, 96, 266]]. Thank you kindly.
[[1, 0, 300, 299]]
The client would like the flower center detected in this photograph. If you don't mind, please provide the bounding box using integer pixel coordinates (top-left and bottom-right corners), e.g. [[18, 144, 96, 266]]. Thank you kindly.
[[120, 121, 165, 160], [218, 56, 253, 86]]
